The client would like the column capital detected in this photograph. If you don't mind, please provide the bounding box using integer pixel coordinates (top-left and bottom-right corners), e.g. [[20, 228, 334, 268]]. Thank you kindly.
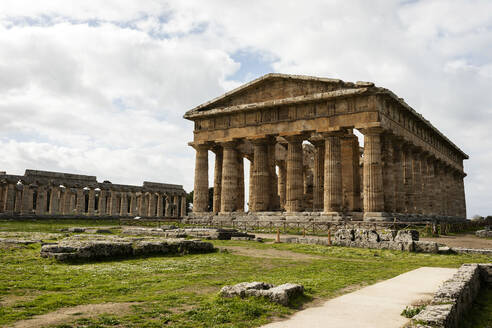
[[360, 127, 384, 136], [283, 134, 306, 143], [218, 140, 238, 149], [188, 141, 212, 151]]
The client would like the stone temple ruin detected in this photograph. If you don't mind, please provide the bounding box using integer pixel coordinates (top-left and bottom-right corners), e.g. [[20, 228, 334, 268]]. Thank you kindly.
[[184, 74, 468, 222], [0, 169, 186, 218]]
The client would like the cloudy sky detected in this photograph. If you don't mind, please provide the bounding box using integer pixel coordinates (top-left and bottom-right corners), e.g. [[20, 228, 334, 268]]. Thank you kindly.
[[0, 0, 491, 216]]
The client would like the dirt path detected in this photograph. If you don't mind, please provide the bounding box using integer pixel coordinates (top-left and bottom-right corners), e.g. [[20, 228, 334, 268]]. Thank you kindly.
[[7, 302, 138, 328], [421, 233, 492, 249], [261, 267, 457, 328], [219, 245, 322, 260]]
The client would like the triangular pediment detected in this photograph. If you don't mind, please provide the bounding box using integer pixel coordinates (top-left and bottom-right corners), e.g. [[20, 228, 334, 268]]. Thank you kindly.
[[185, 73, 356, 116]]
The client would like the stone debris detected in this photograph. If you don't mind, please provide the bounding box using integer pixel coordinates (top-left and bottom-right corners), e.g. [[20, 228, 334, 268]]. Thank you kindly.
[[40, 236, 215, 261], [0, 237, 40, 245], [60, 227, 114, 234], [122, 226, 255, 240], [410, 263, 492, 328], [219, 281, 304, 305], [475, 227, 492, 238]]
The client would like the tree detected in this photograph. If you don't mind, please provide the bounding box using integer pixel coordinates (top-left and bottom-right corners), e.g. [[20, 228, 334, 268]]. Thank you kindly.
[[185, 187, 214, 213]]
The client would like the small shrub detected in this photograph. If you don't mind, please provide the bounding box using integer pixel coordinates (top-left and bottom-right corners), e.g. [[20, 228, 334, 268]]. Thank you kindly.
[[401, 305, 425, 318]]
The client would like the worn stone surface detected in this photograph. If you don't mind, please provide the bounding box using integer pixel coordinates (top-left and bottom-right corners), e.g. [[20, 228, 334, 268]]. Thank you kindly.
[[395, 229, 419, 242], [220, 281, 304, 305], [40, 236, 215, 261], [414, 241, 439, 253], [476, 228, 492, 238], [122, 226, 254, 240]]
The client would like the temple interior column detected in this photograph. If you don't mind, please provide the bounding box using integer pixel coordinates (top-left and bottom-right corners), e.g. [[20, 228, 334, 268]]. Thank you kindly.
[[412, 149, 423, 214], [362, 128, 385, 216], [341, 132, 361, 212], [212, 146, 223, 214], [323, 133, 342, 213], [193, 144, 209, 213], [285, 135, 304, 212], [267, 139, 279, 210], [382, 135, 395, 213], [277, 160, 286, 210], [393, 142, 405, 213], [312, 140, 324, 211], [220, 141, 239, 212], [250, 138, 270, 212], [237, 153, 245, 212]]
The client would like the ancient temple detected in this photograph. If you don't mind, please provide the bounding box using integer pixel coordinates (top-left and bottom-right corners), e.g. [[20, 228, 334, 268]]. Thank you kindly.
[[0, 169, 187, 218], [184, 73, 468, 222]]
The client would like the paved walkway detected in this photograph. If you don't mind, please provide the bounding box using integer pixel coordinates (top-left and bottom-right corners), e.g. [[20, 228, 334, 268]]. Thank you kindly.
[[261, 267, 456, 328]]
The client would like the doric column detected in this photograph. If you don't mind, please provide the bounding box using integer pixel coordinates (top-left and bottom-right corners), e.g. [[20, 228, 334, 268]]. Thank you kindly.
[[173, 195, 179, 217], [411, 149, 423, 214], [36, 187, 47, 215], [50, 186, 60, 215], [180, 195, 187, 217], [323, 133, 342, 213], [402, 146, 414, 213], [458, 173, 466, 218], [382, 135, 395, 213], [393, 142, 405, 213], [267, 139, 279, 210], [156, 193, 163, 217], [362, 128, 385, 214], [147, 193, 155, 217], [237, 153, 245, 211], [165, 194, 172, 217], [277, 160, 287, 209], [87, 189, 95, 215], [212, 146, 223, 214], [220, 141, 239, 212], [129, 193, 136, 216], [0, 183, 5, 213], [98, 190, 106, 216], [4, 183, 15, 214], [425, 158, 436, 215], [434, 163, 443, 216], [250, 138, 270, 212], [120, 192, 128, 216], [312, 140, 325, 211], [21, 185, 33, 215], [75, 188, 84, 215], [192, 143, 209, 213], [285, 135, 304, 212], [136, 193, 143, 216], [341, 133, 361, 212], [108, 191, 117, 216], [142, 193, 149, 216], [14, 185, 22, 213]]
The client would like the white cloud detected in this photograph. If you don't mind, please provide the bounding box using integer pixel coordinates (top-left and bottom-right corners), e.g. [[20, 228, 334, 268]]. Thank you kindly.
[[0, 0, 491, 216]]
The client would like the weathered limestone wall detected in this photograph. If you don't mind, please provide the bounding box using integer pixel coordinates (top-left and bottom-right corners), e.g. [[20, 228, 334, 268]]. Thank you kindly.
[[0, 170, 186, 219]]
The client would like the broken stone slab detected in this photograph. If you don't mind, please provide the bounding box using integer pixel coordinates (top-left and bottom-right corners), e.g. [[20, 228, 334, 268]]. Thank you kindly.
[[0, 237, 41, 245], [354, 229, 379, 242], [122, 226, 254, 240], [220, 282, 304, 305], [40, 237, 215, 262], [414, 241, 439, 253], [60, 227, 114, 234], [394, 230, 419, 242], [476, 229, 492, 238]]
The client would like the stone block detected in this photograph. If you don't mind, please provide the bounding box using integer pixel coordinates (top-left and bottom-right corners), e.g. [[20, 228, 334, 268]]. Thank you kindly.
[[395, 230, 419, 242], [220, 281, 304, 305], [414, 241, 438, 253], [379, 229, 397, 241], [334, 228, 354, 241]]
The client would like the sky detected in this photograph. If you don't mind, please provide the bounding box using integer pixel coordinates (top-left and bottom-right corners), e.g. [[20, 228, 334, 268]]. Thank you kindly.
[[0, 0, 491, 217]]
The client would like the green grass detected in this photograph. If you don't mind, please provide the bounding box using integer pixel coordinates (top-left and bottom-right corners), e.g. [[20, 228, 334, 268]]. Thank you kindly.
[[462, 286, 492, 328], [0, 219, 491, 328]]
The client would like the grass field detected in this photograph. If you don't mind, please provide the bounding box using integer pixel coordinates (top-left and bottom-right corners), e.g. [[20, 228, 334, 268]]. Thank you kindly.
[[0, 219, 490, 328]]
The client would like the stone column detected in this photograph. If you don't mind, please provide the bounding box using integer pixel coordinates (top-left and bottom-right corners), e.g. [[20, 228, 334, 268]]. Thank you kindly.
[[267, 139, 279, 210], [75, 188, 84, 215], [362, 128, 385, 215], [382, 135, 395, 213], [192, 143, 209, 213], [36, 187, 47, 215], [392, 143, 405, 213], [285, 135, 304, 212], [129, 193, 136, 216], [142, 193, 149, 216], [341, 133, 361, 212], [402, 146, 414, 214], [50, 186, 60, 215], [458, 173, 466, 218], [14, 186, 22, 213], [277, 160, 287, 209], [0, 184, 5, 213], [212, 146, 223, 214], [120, 192, 128, 216], [312, 140, 325, 211], [87, 189, 95, 215], [109, 191, 118, 216], [250, 138, 270, 212], [149, 193, 157, 217], [173, 195, 179, 218], [237, 153, 245, 212], [434, 163, 443, 216], [181, 195, 187, 217], [425, 158, 436, 215], [156, 193, 163, 217], [412, 149, 423, 214], [220, 141, 239, 213], [4, 183, 15, 214], [323, 133, 342, 213], [247, 157, 254, 211], [21, 185, 33, 215], [98, 190, 106, 216], [165, 194, 172, 217]]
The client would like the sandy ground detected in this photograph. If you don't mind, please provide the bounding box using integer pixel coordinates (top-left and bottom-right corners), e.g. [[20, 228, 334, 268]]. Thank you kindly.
[[261, 267, 457, 328], [218, 245, 323, 260], [7, 302, 138, 328]]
